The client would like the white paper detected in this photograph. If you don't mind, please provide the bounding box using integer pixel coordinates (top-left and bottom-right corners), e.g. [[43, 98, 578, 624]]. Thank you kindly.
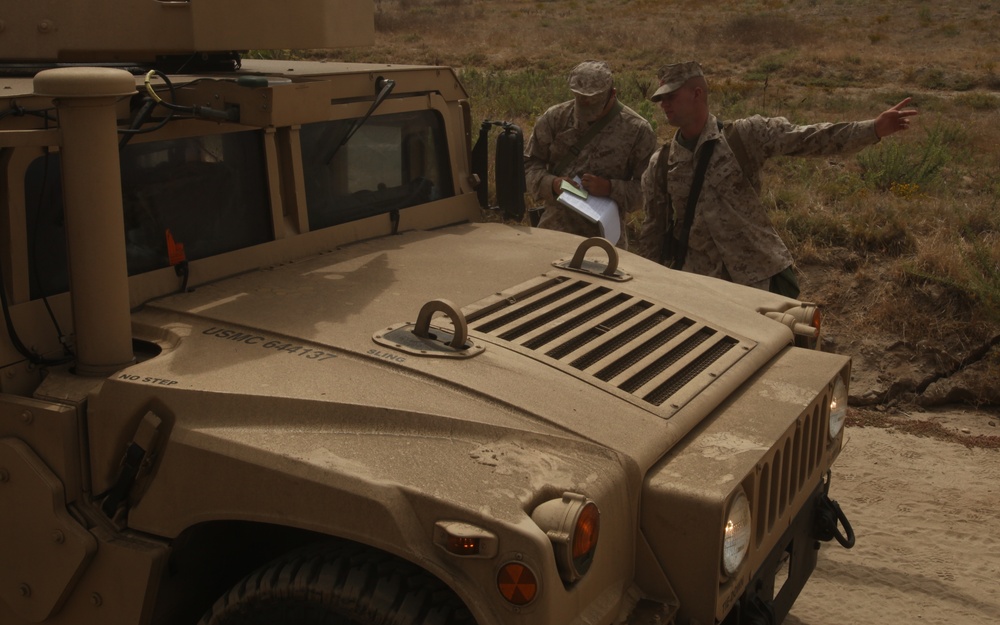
[[556, 176, 621, 245]]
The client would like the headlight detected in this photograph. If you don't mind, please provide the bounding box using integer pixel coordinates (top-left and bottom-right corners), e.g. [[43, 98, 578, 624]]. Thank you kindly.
[[722, 490, 751, 576], [531, 492, 600, 583], [829, 375, 848, 439]]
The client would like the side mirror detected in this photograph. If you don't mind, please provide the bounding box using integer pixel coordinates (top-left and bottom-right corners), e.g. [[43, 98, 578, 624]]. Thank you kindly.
[[471, 120, 526, 222]]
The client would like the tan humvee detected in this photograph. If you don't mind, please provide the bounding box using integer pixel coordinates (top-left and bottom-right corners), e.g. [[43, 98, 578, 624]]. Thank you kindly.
[[0, 2, 855, 624]]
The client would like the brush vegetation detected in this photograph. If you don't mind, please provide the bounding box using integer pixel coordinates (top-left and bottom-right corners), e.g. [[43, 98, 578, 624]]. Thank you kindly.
[[311, 0, 1000, 405]]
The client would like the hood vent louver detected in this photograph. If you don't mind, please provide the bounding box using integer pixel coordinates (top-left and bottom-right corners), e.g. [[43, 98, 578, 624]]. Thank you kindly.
[[466, 276, 754, 416]]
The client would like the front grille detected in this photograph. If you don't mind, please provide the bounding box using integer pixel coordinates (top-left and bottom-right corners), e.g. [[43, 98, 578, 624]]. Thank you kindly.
[[752, 393, 830, 549], [465, 276, 754, 415]]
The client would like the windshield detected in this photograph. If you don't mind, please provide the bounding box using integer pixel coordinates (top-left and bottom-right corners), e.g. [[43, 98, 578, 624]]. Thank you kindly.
[[25, 130, 271, 298], [299, 109, 454, 230]]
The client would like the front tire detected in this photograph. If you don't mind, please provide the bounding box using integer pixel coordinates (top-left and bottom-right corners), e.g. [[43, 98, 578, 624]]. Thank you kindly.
[[198, 543, 474, 625]]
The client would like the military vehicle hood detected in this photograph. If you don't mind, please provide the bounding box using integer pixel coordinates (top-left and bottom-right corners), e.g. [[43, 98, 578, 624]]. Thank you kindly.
[[123, 223, 795, 471]]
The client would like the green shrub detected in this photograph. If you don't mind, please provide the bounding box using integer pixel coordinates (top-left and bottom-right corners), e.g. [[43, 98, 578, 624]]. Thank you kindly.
[[906, 237, 1000, 324], [720, 14, 815, 48], [939, 23, 960, 37], [459, 67, 658, 131], [459, 68, 564, 120], [857, 128, 951, 192], [918, 7, 933, 27], [956, 92, 1000, 111], [713, 79, 757, 115], [918, 68, 948, 90]]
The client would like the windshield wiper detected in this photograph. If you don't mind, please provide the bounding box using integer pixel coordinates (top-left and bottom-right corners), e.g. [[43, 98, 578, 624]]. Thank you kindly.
[[323, 76, 395, 165]]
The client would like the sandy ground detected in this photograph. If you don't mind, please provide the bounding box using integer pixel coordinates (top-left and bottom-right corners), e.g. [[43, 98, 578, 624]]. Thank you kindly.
[[785, 415, 1000, 625]]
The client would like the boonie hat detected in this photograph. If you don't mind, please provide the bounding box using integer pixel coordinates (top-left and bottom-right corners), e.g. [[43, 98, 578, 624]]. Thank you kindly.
[[650, 61, 704, 102], [568, 60, 613, 97]]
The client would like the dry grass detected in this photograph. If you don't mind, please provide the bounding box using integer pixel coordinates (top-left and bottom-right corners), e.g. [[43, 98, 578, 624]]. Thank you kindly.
[[358, 1, 1000, 90], [318, 0, 1000, 406]]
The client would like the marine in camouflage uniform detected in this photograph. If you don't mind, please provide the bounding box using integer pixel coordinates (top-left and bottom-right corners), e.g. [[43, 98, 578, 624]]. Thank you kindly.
[[638, 61, 918, 296], [525, 60, 657, 248]]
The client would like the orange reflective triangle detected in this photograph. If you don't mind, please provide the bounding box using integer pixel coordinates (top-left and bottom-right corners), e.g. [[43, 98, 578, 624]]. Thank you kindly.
[[497, 563, 536, 604]]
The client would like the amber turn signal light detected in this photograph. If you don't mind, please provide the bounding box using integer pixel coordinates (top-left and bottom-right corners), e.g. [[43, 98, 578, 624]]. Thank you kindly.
[[571, 501, 600, 565], [531, 492, 600, 583], [433, 521, 497, 558]]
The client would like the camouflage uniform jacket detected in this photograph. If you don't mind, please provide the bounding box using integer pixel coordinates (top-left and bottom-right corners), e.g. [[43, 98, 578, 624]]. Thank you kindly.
[[638, 114, 879, 285], [525, 99, 657, 248]]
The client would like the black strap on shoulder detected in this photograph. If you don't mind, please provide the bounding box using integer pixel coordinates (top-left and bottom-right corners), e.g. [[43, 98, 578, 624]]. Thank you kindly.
[[669, 133, 719, 270], [662, 119, 749, 269], [552, 100, 624, 176]]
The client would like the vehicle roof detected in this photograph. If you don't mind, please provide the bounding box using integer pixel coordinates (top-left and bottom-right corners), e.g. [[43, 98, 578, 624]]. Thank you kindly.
[[0, 60, 467, 102]]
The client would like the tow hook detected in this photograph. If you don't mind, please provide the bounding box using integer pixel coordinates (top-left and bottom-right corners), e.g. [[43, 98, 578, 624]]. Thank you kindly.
[[815, 471, 855, 548]]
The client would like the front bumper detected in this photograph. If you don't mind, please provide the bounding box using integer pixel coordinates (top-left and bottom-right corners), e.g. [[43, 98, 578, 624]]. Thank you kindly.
[[722, 475, 854, 625]]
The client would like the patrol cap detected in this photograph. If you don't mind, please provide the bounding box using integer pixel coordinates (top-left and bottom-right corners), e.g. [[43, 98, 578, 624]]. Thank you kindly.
[[650, 61, 704, 102], [568, 60, 613, 97]]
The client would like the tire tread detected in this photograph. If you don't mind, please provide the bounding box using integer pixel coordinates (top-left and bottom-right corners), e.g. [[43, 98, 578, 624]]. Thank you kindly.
[[198, 543, 474, 625]]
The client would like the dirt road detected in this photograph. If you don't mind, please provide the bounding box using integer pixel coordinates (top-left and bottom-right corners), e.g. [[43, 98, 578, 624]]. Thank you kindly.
[[785, 415, 1000, 625]]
